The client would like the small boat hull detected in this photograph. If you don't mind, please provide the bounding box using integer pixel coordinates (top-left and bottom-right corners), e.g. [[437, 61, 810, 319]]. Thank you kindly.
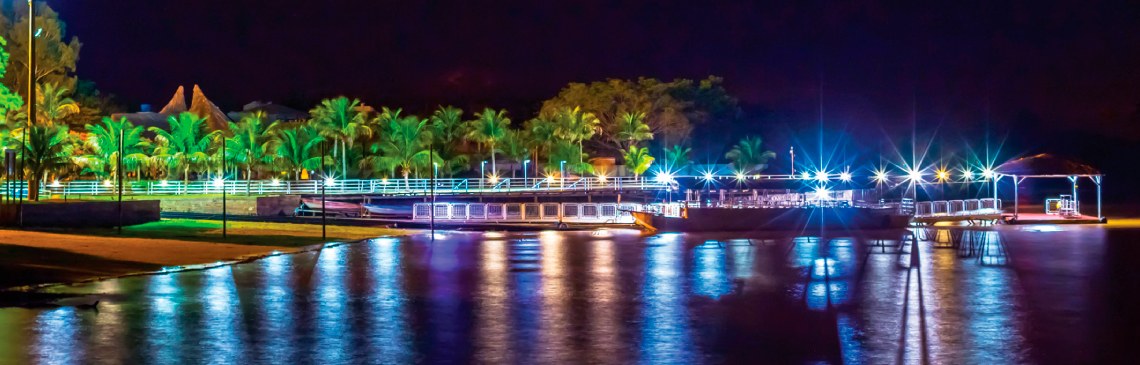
[[632, 207, 911, 232]]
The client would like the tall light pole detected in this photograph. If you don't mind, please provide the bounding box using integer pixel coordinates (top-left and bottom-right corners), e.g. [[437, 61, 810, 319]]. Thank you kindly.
[[480, 161, 486, 191], [560, 160, 566, 191], [221, 137, 227, 238], [523, 159, 530, 189]]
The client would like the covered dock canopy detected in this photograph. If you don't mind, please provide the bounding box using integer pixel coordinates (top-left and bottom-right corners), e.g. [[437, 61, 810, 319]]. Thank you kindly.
[[994, 154, 1104, 221]]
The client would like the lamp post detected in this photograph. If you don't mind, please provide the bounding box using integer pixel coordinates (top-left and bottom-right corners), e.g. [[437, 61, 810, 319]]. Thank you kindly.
[[560, 160, 566, 191], [480, 161, 486, 191], [523, 159, 530, 189], [220, 137, 226, 238]]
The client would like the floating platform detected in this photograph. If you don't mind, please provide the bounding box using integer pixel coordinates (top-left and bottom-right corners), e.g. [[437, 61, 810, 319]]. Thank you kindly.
[[1003, 213, 1106, 225]]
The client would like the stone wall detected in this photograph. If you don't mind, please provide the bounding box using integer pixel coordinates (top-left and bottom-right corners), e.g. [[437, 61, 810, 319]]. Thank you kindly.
[[160, 196, 259, 215]]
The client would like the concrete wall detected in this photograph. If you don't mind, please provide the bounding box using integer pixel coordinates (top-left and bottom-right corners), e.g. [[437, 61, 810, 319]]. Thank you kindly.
[[0, 200, 161, 228], [257, 195, 302, 216], [160, 196, 259, 215]]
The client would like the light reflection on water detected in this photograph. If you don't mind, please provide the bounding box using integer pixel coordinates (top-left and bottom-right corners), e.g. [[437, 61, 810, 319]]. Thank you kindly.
[[1, 226, 1133, 364]]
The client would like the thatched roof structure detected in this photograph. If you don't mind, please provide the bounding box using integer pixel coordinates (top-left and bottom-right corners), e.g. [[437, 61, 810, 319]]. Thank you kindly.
[[111, 85, 231, 132], [996, 154, 1101, 176]]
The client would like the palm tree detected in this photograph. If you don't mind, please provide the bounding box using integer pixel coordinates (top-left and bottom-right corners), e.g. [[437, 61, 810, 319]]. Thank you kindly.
[[623, 145, 655, 179], [35, 83, 80, 126], [525, 116, 557, 176], [546, 140, 592, 175], [79, 117, 151, 181], [428, 106, 469, 177], [663, 145, 691, 172], [499, 130, 530, 178], [227, 111, 280, 195], [615, 111, 652, 149], [466, 108, 510, 177], [373, 115, 434, 188], [725, 136, 777, 173], [150, 112, 216, 188], [18, 124, 74, 200], [274, 124, 327, 180], [554, 107, 599, 168], [310, 96, 371, 177]]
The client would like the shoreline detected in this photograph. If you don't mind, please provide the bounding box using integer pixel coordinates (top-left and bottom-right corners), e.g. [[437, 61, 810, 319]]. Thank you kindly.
[[0, 219, 419, 295]]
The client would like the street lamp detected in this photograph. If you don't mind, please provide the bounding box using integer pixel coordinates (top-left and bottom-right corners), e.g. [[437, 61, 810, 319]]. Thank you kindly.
[[480, 161, 487, 191], [560, 160, 566, 190], [523, 159, 530, 188], [433, 162, 439, 180]]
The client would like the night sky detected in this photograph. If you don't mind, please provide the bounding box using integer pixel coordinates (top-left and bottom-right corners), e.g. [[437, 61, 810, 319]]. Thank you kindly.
[[55, 0, 1140, 147]]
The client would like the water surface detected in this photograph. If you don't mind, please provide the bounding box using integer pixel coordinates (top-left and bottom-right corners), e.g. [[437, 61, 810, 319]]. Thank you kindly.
[[2, 225, 1137, 364]]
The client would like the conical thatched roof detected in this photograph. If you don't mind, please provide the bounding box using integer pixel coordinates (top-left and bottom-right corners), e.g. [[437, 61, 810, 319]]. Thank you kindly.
[[996, 153, 1100, 175], [158, 86, 187, 114], [187, 85, 231, 131]]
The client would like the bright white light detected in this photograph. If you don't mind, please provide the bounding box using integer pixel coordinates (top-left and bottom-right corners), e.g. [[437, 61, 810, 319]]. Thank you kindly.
[[936, 170, 948, 180], [270, 178, 280, 186], [814, 186, 831, 199], [103, 179, 112, 187], [873, 171, 888, 182], [597, 174, 607, 182], [839, 172, 852, 182], [381, 178, 389, 184], [982, 169, 994, 179], [815, 171, 828, 182], [801, 172, 811, 180], [656, 172, 675, 183], [50, 180, 60, 187], [324, 177, 336, 186], [489, 175, 499, 183], [735, 173, 746, 181], [159, 180, 168, 186], [213, 177, 225, 186], [703, 172, 715, 181], [963, 171, 974, 180], [906, 169, 923, 183]]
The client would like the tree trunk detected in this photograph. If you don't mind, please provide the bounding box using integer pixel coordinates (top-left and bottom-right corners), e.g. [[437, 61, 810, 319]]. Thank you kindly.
[[247, 166, 252, 196], [29, 176, 40, 201], [490, 142, 497, 177], [342, 141, 348, 178]]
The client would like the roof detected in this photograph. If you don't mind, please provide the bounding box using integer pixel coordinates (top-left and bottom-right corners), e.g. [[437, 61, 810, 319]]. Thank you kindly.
[[110, 112, 172, 131], [227, 101, 310, 122], [996, 153, 1101, 176]]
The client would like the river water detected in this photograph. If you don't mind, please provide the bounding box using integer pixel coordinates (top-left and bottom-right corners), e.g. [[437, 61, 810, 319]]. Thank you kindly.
[[1, 225, 1137, 364]]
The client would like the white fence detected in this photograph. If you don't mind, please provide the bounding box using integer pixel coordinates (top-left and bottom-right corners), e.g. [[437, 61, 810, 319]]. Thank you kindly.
[[1, 176, 670, 198], [915, 198, 1001, 218], [412, 202, 644, 224]]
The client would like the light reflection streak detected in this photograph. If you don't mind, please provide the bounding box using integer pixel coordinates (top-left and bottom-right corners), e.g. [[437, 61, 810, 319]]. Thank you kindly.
[[588, 239, 621, 363], [370, 238, 411, 363], [146, 274, 181, 364], [729, 242, 754, 279], [314, 247, 349, 364], [256, 254, 294, 362], [475, 239, 512, 363], [693, 246, 730, 298], [538, 231, 571, 363], [32, 308, 83, 364], [89, 281, 126, 364], [639, 234, 691, 363], [427, 237, 464, 362], [200, 266, 245, 363]]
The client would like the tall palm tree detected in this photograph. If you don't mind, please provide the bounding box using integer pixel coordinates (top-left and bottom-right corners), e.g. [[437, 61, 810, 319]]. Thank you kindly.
[[429, 106, 469, 177], [466, 108, 510, 176], [663, 145, 691, 173], [725, 136, 777, 173], [373, 115, 434, 188], [554, 107, 599, 168], [546, 140, 592, 175], [150, 112, 216, 187], [525, 116, 557, 176], [623, 145, 655, 179], [18, 124, 74, 200], [227, 111, 280, 195], [35, 83, 80, 126], [310, 96, 371, 177], [274, 124, 327, 180], [499, 130, 530, 178], [79, 117, 151, 181], [615, 111, 652, 149]]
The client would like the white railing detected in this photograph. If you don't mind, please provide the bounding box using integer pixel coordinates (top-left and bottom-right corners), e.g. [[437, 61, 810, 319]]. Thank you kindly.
[[412, 202, 644, 224], [915, 199, 1002, 218], [1, 176, 670, 198]]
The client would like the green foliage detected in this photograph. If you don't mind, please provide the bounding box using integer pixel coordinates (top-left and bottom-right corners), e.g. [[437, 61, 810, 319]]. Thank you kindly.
[[150, 112, 217, 182], [726, 136, 776, 173], [18, 123, 73, 200], [466, 108, 510, 174], [0, 2, 82, 102], [226, 111, 280, 181], [79, 117, 151, 179], [616, 111, 652, 148], [0, 37, 23, 115], [663, 145, 691, 171], [310, 96, 372, 176], [273, 123, 326, 179], [35, 83, 78, 125], [623, 145, 655, 177], [371, 115, 434, 179], [429, 106, 469, 177], [546, 140, 592, 175]]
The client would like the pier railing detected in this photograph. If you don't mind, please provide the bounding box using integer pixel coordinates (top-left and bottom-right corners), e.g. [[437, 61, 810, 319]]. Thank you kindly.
[[1, 176, 670, 198], [412, 202, 644, 224], [914, 198, 1001, 218]]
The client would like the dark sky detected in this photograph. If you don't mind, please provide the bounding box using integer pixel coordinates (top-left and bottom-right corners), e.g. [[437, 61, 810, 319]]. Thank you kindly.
[[55, 0, 1140, 142]]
